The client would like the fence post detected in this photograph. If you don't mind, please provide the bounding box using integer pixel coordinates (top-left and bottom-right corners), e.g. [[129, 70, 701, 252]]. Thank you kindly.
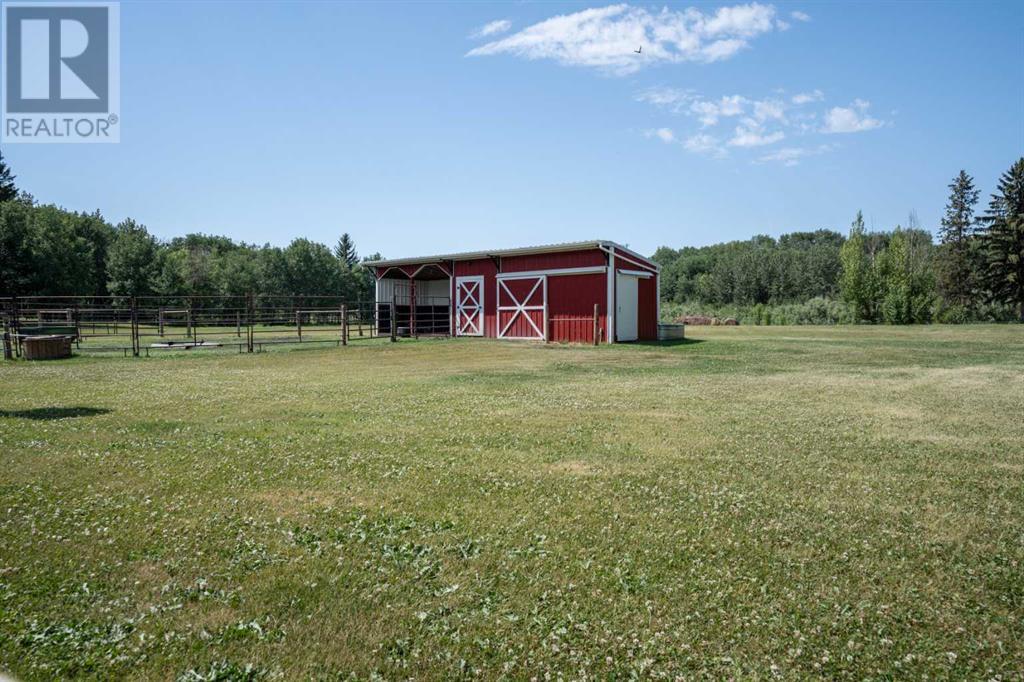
[[2, 306, 11, 360], [73, 303, 81, 348], [236, 310, 241, 337], [130, 296, 139, 357], [341, 304, 348, 346], [296, 308, 302, 342], [593, 304, 599, 346], [11, 295, 20, 358], [158, 307, 165, 336], [247, 293, 254, 353], [357, 296, 363, 336]]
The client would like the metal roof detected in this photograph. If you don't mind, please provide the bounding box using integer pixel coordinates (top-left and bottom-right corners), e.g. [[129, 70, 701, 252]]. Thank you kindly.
[[364, 240, 658, 270]]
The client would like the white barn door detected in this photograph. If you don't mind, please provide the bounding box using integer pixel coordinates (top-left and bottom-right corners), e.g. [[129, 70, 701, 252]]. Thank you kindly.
[[616, 273, 639, 342], [455, 276, 484, 336]]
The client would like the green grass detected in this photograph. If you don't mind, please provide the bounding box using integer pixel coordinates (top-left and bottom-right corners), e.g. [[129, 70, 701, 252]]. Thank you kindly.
[[1, 326, 1022, 679]]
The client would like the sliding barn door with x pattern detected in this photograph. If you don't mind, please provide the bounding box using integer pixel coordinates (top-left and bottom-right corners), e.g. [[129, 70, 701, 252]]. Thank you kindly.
[[497, 275, 547, 340]]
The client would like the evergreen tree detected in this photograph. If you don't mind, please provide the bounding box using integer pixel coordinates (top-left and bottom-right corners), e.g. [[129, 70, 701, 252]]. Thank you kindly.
[[978, 157, 1024, 321], [0, 150, 17, 202], [936, 170, 980, 308], [334, 233, 358, 269]]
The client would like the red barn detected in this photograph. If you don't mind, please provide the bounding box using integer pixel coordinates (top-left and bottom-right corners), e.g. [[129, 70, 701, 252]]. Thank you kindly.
[[365, 241, 660, 343]]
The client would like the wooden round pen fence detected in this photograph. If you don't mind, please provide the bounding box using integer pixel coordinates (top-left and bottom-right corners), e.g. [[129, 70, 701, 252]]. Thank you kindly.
[[22, 335, 73, 360]]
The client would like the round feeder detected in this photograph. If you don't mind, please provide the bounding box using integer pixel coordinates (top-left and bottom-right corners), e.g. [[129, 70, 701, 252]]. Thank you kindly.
[[23, 335, 73, 360]]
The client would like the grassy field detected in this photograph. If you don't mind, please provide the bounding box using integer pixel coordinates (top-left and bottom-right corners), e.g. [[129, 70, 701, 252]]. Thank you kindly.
[[1, 326, 1022, 679]]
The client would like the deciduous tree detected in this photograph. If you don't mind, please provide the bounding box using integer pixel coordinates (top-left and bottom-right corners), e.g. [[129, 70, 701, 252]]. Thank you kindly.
[[106, 219, 159, 297]]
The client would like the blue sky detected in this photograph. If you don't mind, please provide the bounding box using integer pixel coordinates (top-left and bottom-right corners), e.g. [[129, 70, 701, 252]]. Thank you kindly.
[[5, 0, 1022, 259]]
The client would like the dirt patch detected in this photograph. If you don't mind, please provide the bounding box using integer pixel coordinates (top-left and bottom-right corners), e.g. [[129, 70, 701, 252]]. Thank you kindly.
[[251, 487, 367, 518], [544, 460, 598, 476], [133, 561, 171, 594]]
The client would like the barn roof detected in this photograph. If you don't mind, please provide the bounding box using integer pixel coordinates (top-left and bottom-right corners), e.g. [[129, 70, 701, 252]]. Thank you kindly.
[[364, 240, 658, 270]]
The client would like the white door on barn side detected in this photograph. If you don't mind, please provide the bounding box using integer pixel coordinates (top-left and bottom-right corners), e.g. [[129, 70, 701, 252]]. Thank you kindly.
[[616, 273, 639, 342], [455, 276, 484, 336]]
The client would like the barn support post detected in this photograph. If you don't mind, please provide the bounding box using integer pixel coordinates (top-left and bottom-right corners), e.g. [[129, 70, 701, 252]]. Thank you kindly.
[[341, 304, 348, 346], [390, 301, 397, 342], [593, 304, 600, 346], [410, 279, 417, 339]]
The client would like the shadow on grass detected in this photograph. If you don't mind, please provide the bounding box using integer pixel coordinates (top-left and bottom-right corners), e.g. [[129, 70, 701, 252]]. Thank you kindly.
[[0, 406, 112, 420], [632, 338, 705, 348]]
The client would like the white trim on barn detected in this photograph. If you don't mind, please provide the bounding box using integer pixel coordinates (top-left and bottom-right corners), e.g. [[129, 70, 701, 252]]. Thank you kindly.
[[606, 246, 615, 344], [495, 265, 606, 280], [410, 262, 452, 279]]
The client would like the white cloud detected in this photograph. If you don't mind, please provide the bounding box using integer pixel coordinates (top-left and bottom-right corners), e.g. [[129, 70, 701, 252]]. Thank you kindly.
[[790, 10, 811, 22], [644, 127, 677, 143], [791, 89, 823, 105], [728, 119, 785, 147], [822, 102, 884, 133], [640, 127, 725, 157], [684, 133, 724, 155], [690, 94, 747, 126], [635, 87, 693, 111], [752, 98, 786, 122], [471, 19, 512, 39], [756, 144, 832, 166], [638, 88, 787, 126], [466, 3, 784, 75], [637, 87, 883, 161]]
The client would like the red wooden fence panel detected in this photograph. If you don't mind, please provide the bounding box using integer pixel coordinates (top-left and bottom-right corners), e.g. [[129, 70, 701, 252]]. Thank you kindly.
[[548, 315, 597, 344]]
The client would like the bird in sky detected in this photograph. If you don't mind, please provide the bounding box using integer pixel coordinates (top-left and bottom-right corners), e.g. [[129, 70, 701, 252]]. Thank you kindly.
[[634, 46, 642, 54]]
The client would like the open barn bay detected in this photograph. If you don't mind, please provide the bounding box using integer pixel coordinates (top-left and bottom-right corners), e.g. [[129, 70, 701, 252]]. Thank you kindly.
[[1, 326, 1022, 679]]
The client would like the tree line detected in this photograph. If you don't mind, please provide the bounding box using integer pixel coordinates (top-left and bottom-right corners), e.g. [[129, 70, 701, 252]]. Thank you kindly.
[[0, 152, 379, 303], [2, 150, 1021, 322], [653, 158, 1024, 324]]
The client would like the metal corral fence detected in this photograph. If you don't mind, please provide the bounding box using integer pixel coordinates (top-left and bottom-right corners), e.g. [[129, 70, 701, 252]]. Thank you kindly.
[[1, 294, 451, 359]]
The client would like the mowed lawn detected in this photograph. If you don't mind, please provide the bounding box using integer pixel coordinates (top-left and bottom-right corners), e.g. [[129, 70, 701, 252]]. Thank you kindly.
[[1, 326, 1022, 680]]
